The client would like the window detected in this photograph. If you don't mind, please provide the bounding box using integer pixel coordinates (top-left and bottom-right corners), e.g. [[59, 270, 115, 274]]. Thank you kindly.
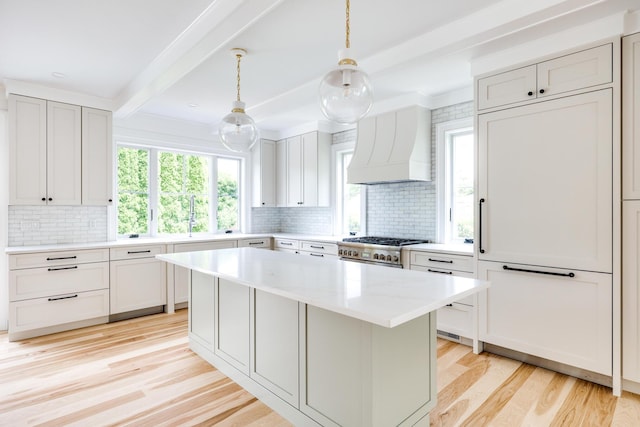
[[334, 145, 365, 235], [437, 118, 474, 243], [116, 145, 243, 236]]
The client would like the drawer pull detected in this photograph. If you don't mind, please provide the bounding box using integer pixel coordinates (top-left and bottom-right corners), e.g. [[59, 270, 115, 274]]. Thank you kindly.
[[48, 294, 79, 302], [445, 303, 453, 307], [427, 258, 453, 264], [310, 253, 324, 257], [48, 266, 79, 272], [46, 255, 77, 261], [428, 269, 453, 275], [280, 242, 293, 246], [249, 241, 264, 245], [310, 245, 325, 249], [502, 265, 575, 278], [127, 250, 152, 254]]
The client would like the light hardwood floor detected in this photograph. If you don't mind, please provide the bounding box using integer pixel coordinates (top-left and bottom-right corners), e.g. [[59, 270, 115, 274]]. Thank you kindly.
[[1, 310, 640, 427]]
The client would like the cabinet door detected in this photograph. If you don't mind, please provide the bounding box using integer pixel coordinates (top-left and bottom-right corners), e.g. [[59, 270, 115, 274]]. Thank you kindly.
[[82, 107, 113, 206], [537, 44, 612, 98], [276, 139, 287, 207], [623, 201, 640, 382], [252, 290, 299, 407], [190, 271, 215, 349], [623, 33, 640, 199], [47, 101, 82, 205], [286, 135, 303, 206], [478, 89, 612, 272], [301, 132, 318, 207], [478, 260, 612, 375], [110, 258, 167, 314], [8, 94, 47, 204], [215, 278, 250, 374], [477, 65, 536, 110], [251, 139, 276, 207]]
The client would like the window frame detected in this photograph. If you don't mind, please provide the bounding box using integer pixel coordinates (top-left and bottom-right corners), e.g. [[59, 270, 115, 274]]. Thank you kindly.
[[332, 141, 367, 236], [435, 117, 474, 244], [114, 143, 245, 238]]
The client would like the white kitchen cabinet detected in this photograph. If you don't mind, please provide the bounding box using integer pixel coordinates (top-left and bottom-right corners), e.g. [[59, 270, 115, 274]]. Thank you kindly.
[[9, 95, 82, 205], [81, 107, 113, 206], [8, 248, 110, 341], [409, 250, 477, 351], [109, 245, 167, 315], [252, 290, 299, 407], [623, 33, 640, 199], [172, 240, 237, 305], [276, 139, 287, 207], [299, 240, 338, 259], [284, 131, 331, 207], [478, 260, 612, 375], [477, 43, 612, 110], [251, 139, 276, 207], [477, 89, 612, 273], [237, 237, 271, 249], [623, 201, 640, 384], [273, 238, 300, 253], [215, 278, 251, 374]]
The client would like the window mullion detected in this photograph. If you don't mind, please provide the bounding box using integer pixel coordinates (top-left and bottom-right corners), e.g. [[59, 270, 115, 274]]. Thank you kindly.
[[149, 149, 159, 237]]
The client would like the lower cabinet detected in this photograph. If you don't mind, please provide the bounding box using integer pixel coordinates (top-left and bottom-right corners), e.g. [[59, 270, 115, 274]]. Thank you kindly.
[[299, 241, 338, 259], [214, 278, 251, 373], [109, 245, 167, 315], [8, 248, 110, 341], [190, 270, 215, 348], [478, 260, 612, 375], [623, 201, 640, 384]]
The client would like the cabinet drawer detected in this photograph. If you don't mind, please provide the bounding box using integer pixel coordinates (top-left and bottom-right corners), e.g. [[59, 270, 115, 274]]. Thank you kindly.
[[274, 239, 299, 250], [438, 303, 473, 338], [9, 261, 109, 302], [410, 265, 474, 305], [110, 244, 166, 260], [237, 238, 272, 249], [300, 241, 338, 255], [9, 248, 109, 270], [10, 289, 109, 333], [410, 251, 473, 273]]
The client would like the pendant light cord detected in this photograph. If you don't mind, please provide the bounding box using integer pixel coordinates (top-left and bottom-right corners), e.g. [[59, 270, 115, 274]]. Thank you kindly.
[[236, 54, 242, 102], [345, 0, 350, 49]]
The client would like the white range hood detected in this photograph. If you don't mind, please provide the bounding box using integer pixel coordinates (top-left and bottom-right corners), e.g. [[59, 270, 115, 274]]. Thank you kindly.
[[347, 106, 431, 184]]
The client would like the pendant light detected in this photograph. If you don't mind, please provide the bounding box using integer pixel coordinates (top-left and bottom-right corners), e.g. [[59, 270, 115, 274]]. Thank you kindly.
[[318, 0, 373, 124], [218, 48, 259, 153]]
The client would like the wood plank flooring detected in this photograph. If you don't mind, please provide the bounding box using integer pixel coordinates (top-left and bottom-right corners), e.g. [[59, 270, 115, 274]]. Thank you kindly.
[[1, 310, 639, 426]]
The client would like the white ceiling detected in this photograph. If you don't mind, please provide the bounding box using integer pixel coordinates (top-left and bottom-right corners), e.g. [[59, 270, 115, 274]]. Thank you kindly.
[[1, 0, 638, 137]]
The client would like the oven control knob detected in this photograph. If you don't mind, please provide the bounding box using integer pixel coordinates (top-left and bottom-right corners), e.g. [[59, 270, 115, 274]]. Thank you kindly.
[[338, 249, 343, 255], [393, 255, 399, 262], [348, 250, 353, 256], [352, 251, 358, 257], [373, 253, 379, 260]]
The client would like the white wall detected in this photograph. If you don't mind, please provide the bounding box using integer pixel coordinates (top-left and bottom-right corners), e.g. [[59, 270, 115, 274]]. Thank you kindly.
[[0, 101, 9, 331]]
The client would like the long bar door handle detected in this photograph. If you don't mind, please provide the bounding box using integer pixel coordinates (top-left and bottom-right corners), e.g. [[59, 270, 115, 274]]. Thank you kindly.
[[503, 265, 575, 278]]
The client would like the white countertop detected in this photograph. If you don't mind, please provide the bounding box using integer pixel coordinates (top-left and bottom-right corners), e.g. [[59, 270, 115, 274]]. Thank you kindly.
[[157, 247, 489, 328], [407, 243, 474, 256]]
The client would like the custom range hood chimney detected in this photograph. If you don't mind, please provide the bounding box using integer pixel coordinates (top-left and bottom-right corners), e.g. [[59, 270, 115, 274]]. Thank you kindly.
[[347, 106, 431, 184]]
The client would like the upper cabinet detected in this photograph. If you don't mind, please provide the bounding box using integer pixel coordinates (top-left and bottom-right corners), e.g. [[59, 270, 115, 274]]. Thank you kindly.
[[251, 139, 276, 207], [285, 131, 331, 207], [8, 94, 113, 206], [477, 43, 612, 110], [623, 33, 640, 200], [81, 107, 113, 206]]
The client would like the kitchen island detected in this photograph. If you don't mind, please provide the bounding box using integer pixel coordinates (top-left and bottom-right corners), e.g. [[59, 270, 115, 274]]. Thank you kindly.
[[157, 248, 489, 427]]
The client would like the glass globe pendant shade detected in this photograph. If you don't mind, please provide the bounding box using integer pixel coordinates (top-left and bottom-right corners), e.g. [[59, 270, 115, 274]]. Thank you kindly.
[[218, 100, 259, 153], [319, 49, 373, 124]]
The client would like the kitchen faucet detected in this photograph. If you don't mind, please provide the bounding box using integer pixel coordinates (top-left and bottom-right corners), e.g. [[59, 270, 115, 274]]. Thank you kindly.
[[188, 195, 196, 237]]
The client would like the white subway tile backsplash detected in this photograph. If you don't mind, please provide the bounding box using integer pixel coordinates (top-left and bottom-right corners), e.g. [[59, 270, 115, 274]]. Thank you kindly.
[[8, 206, 108, 246]]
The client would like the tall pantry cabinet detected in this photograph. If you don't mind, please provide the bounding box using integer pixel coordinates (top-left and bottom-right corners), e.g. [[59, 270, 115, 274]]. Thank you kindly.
[[475, 41, 620, 383], [622, 32, 640, 392]]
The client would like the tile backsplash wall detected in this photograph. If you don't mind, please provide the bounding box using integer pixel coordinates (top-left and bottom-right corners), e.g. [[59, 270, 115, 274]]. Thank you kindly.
[[251, 207, 333, 235], [8, 206, 108, 246]]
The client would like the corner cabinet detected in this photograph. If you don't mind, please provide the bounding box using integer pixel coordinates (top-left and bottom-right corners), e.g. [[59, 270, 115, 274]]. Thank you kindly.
[[8, 94, 113, 206], [251, 139, 276, 207], [476, 40, 618, 380]]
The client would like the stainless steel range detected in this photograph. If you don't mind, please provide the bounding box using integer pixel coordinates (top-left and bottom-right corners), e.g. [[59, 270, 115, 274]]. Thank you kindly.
[[338, 236, 431, 268]]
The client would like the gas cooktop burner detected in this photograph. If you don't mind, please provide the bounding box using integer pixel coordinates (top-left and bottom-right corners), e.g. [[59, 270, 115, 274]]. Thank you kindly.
[[342, 236, 431, 247]]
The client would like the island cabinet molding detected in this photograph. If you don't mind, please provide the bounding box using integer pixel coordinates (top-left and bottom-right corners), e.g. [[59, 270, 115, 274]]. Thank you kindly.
[[159, 248, 488, 426]]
